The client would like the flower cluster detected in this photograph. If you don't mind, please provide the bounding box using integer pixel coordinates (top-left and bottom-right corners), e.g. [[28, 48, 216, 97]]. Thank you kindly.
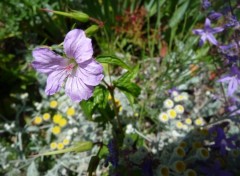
[[192, 1, 240, 98], [158, 91, 204, 134]]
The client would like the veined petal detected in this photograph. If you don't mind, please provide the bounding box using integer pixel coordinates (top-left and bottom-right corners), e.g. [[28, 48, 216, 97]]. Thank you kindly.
[[75, 66, 104, 86], [45, 69, 68, 95], [206, 33, 218, 45], [80, 59, 103, 74], [65, 76, 94, 102], [64, 29, 93, 63], [227, 79, 238, 96], [32, 48, 67, 74], [218, 76, 232, 83]]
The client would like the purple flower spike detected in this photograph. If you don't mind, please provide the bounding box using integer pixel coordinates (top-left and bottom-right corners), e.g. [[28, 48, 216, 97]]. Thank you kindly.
[[218, 66, 240, 96], [32, 29, 104, 102], [193, 18, 224, 46]]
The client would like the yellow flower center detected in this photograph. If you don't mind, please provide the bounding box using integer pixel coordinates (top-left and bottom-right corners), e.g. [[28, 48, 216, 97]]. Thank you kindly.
[[53, 114, 62, 124], [50, 142, 57, 150], [167, 109, 177, 119], [49, 100, 58, 108], [34, 116, 42, 125], [43, 113, 50, 121], [52, 126, 61, 135], [66, 107, 75, 116]]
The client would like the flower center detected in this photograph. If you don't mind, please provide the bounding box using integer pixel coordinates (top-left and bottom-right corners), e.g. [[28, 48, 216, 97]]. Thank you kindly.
[[65, 64, 75, 75], [64, 58, 78, 75]]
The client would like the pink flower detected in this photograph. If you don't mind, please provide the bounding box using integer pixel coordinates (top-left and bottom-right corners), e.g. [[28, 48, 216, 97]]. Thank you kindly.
[[32, 29, 104, 102]]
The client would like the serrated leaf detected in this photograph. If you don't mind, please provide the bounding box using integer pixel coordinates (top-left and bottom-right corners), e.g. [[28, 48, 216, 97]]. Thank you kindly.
[[169, 0, 189, 28], [116, 82, 141, 97], [27, 161, 39, 176], [93, 85, 109, 109], [114, 65, 140, 98], [115, 65, 139, 83], [37, 141, 93, 156], [80, 99, 95, 119], [96, 56, 131, 70]]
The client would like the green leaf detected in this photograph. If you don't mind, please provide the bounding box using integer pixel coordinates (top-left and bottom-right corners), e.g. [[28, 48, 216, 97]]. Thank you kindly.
[[169, 0, 189, 28], [116, 83, 141, 97], [96, 55, 131, 70], [93, 85, 109, 109], [37, 141, 93, 156], [87, 156, 100, 176], [114, 65, 141, 102], [80, 99, 95, 119]]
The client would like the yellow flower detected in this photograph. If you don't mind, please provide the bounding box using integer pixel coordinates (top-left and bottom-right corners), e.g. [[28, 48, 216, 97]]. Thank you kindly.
[[194, 118, 204, 126], [34, 116, 42, 125], [57, 143, 64, 150], [66, 107, 75, 116], [167, 109, 177, 119], [174, 105, 184, 114], [176, 121, 184, 129], [49, 100, 58, 108], [158, 112, 169, 122], [50, 142, 57, 150], [53, 114, 62, 124], [43, 113, 50, 121], [185, 118, 192, 125], [163, 99, 174, 109], [59, 118, 67, 127], [63, 139, 70, 145], [52, 126, 61, 135]]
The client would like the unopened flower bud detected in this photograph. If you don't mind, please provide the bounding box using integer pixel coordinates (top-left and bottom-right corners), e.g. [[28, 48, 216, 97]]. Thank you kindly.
[[184, 169, 197, 176], [196, 147, 209, 160], [172, 160, 186, 173], [158, 165, 169, 176], [85, 25, 99, 37]]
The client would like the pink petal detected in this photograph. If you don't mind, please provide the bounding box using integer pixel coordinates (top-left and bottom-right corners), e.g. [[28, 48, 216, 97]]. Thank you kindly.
[[65, 76, 94, 102], [63, 29, 93, 63], [45, 69, 68, 95], [32, 48, 67, 74]]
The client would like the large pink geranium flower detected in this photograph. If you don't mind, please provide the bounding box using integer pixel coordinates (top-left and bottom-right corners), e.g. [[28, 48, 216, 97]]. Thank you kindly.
[[32, 29, 104, 102]]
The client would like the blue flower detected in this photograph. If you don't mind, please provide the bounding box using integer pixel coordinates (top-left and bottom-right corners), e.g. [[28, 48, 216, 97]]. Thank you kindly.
[[193, 18, 224, 46], [202, 0, 211, 10], [218, 66, 240, 96], [209, 126, 237, 155], [201, 160, 232, 176]]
